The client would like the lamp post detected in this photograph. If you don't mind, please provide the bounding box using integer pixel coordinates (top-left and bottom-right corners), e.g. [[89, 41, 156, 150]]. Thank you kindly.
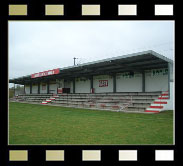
[[73, 57, 78, 65]]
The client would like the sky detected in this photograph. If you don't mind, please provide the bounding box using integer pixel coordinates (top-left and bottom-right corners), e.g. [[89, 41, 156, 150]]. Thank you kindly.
[[9, 21, 174, 81]]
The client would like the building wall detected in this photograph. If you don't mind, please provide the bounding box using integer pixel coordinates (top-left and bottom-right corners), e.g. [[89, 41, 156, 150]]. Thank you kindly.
[[163, 81, 174, 110], [25, 85, 30, 94], [64, 80, 73, 93], [32, 84, 38, 94], [145, 68, 168, 92], [40, 83, 47, 94], [116, 72, 142, 92], [70, 81, 73, 93], [24, 67, 171, 94], [49, 83, 58, 94], [163, 64, 174, 110], [57, 79, 64, 88], [93, 75, 113, 93], [75, 77, 90, 93]]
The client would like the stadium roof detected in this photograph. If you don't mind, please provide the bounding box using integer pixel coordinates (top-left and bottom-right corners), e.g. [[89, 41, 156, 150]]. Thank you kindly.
[[9, 50, 173, 84]]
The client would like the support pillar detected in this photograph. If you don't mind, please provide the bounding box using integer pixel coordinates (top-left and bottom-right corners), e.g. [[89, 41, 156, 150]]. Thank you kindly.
[[90, 76, 93, 93], [73, 79, 75, 93], [113, 74, 116, 93], [38, 82, 40, 94], [168, 63, 173, 99], [47, 81, 50, 94], [24, 85, 25, 94], [30, 83, 32, 94], [142, 71, 145, 92]]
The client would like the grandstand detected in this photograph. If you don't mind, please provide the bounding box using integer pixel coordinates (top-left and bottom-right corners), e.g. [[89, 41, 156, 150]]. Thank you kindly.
[[9, 50, 174, 113]]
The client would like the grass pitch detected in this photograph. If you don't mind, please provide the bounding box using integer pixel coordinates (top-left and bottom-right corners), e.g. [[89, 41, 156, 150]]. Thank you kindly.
[[9, 102, 173, 145]]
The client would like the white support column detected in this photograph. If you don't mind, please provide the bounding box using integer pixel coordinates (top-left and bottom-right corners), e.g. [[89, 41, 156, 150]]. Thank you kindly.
[[168, 62, 173, 99], [142, 71, 145, 92]]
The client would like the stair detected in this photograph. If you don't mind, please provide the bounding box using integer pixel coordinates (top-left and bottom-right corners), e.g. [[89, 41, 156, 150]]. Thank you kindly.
[[16, 92, 169, 114], [41, 95, 59, 104], [145, 91, 169, 113]]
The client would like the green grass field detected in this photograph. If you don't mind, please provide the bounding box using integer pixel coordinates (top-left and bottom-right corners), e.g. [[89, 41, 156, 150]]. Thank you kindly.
[[9, 102, 173, 145]]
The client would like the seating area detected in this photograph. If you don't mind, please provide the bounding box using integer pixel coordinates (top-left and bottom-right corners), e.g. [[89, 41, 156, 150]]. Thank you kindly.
[[12, 91, 168, 113], [12, 94, 53, 103]]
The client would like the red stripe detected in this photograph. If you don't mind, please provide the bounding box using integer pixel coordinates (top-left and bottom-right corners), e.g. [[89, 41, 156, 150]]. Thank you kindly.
[[145, 110, 160, 113], [161, 94, 169, 96], [158, 97, 169, 99], [150, 106, 163, 109], [154, 101, 167, 104]]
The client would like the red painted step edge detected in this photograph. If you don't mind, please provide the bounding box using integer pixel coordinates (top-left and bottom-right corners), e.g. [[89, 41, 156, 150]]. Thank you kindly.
[[158, 97, 169, 99], [145, 110, 160, 113], [154, 101, 167, 104], [161, 94, 168, 96], [150, 106, 163, 109]]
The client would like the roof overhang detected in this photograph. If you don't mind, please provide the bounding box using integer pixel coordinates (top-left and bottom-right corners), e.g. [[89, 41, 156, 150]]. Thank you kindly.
[[9, 50, 173, 84]]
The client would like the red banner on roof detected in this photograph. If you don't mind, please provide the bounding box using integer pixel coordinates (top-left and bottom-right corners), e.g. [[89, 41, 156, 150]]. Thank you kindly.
[[31, 68, 60, 78]]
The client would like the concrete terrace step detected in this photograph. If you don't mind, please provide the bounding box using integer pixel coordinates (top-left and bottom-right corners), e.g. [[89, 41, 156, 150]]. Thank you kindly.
[[58, 91, 161, 95], [54, 98, 155, 103], [154, 101, 167, 104], [19, 94, 53, 97], [144, 110, 160, 113], [25, 98, 50, 101], [51, 102, 147, 111], [23, 97, 51, 99], [15, 91, 167, 113], [126, 107, 146, 112], [57, 93, 161, 97], [151, 103, 167, 106], [57, 94, 160, 97], [149, 105, 163, 109], [128, 105, 148, 109], [19, 96, 158, 102], [18, 92, 161, 97], [53, 99, 152, 105], [145, 107, 162, 111], [41, 101, 48, 104], [46, 100, 52, 102], [63, 104, 125, 110], [54, 96, 159, 101], [158, 97, 169, 99]]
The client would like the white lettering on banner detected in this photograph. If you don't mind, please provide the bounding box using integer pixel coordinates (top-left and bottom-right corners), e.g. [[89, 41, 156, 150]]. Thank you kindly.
[[48, 71, 53, 75], [31, 68, 60, 78], [99, 80, 108, 87], [34, 73, 39, 77]]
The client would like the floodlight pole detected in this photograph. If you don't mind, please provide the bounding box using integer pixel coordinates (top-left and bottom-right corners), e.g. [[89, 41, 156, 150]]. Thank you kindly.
[[73, 57, 78, 66]]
